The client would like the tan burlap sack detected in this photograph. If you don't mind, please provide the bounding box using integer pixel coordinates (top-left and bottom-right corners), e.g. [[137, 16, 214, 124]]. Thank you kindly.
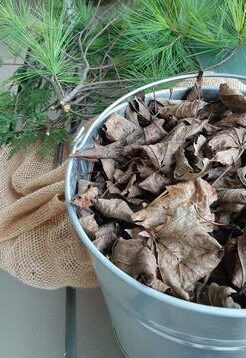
[[0, 75, 245, 289], [0, 145, 98, 289]]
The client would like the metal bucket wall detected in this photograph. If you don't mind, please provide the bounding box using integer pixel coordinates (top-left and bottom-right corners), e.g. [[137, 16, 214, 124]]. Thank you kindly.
[[66, 82, 246, 358]]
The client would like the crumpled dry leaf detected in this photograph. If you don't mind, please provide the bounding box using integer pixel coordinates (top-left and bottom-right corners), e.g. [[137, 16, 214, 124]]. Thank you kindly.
[[101, 158, 117, 180], [78, 179, 95, 195], [72, 186, 99, 208], [122, 174, 143, 198], [174, 148, 195, 180], [139, 171, 171, 194], [79, 209, 99, 238], [106, 181, 121, 194], [125, 104, 140, 126], [114, 161, 135, 185], [123, 118, 166, 146], [182, 118, 210, 139], [113, 168, 125, 182], [104, 113, 138, 142], [149, 98, 182, 109], [194, 135, 206, 168], [111, 238, 169, 292], [142, 122, 187, 170], [198, 102, 228, 122], [93, 222, 120, 253], [132, 179, 223, 299], [217, 188, 246, 204], [130, 98, 152, 125], [195, 282, 240, 308], [186, 70, 203, 101], [158, 99, 207, 119], [224, 235, 246, 289], [217, 112, 246, 129], [72, 141, 124, 161], [174, 148, 210, 181], [208, 127, 246, 165], [219, 83, 246, 113], [111, 238, 154, 278], [94, 198, 133, 222], [143, 118, 167, 144], [212, 149, 240, 166], [136, 162, 155, 178]]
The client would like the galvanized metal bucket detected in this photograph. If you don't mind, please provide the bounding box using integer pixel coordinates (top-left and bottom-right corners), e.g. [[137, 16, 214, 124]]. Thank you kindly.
[[65, 73, 246, 358]]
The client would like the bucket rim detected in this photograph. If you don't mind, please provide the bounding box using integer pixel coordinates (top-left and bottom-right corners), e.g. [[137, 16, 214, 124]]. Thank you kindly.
[[66, 75, 246, 318]]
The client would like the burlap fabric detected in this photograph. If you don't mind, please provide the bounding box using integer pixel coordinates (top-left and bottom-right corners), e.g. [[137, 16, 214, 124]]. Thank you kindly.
[[179, 73, 246, 90], [0, 145, 97, 289], [0, 75, 245, 289]]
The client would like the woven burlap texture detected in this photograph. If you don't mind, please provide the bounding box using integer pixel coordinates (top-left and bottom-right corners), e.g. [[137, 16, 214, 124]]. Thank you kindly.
[[0, 145, 97, 289]]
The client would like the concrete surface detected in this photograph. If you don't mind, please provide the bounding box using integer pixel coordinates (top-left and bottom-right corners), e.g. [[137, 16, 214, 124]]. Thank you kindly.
[[0, 269, 123, 358], [76, 288, 123, 358], [0, 270, 66, 358]]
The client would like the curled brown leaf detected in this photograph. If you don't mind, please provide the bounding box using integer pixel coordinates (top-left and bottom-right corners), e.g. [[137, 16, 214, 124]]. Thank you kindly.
[[94, 198, 133, 222], [158, 100, 207, 119], [104, 113, 138, 142], [186, 70, 203, 101], [139, 171, 171, 194], [224, 235, 246, 289], [93, 222, 120, 253], [208, 127, 246, 165], [72, 141, 124, 161], [79, 209, 99, 238], [142, 122, 187, 170], [217, 112, 246, 129], [217, 188, 246, 204], [101, 159, 117, 180], [238, 166, 246, 187], [72, 186, 99, 208], [195, 283, 240, 308]]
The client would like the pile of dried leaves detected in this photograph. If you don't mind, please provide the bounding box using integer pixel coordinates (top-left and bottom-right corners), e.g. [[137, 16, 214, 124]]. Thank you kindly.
[[72, 72, 246, 309]]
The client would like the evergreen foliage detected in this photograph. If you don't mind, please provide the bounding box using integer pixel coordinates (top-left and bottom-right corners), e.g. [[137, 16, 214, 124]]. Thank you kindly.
[[117, 0, 246, 85], [0, 0, 126, 155]]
